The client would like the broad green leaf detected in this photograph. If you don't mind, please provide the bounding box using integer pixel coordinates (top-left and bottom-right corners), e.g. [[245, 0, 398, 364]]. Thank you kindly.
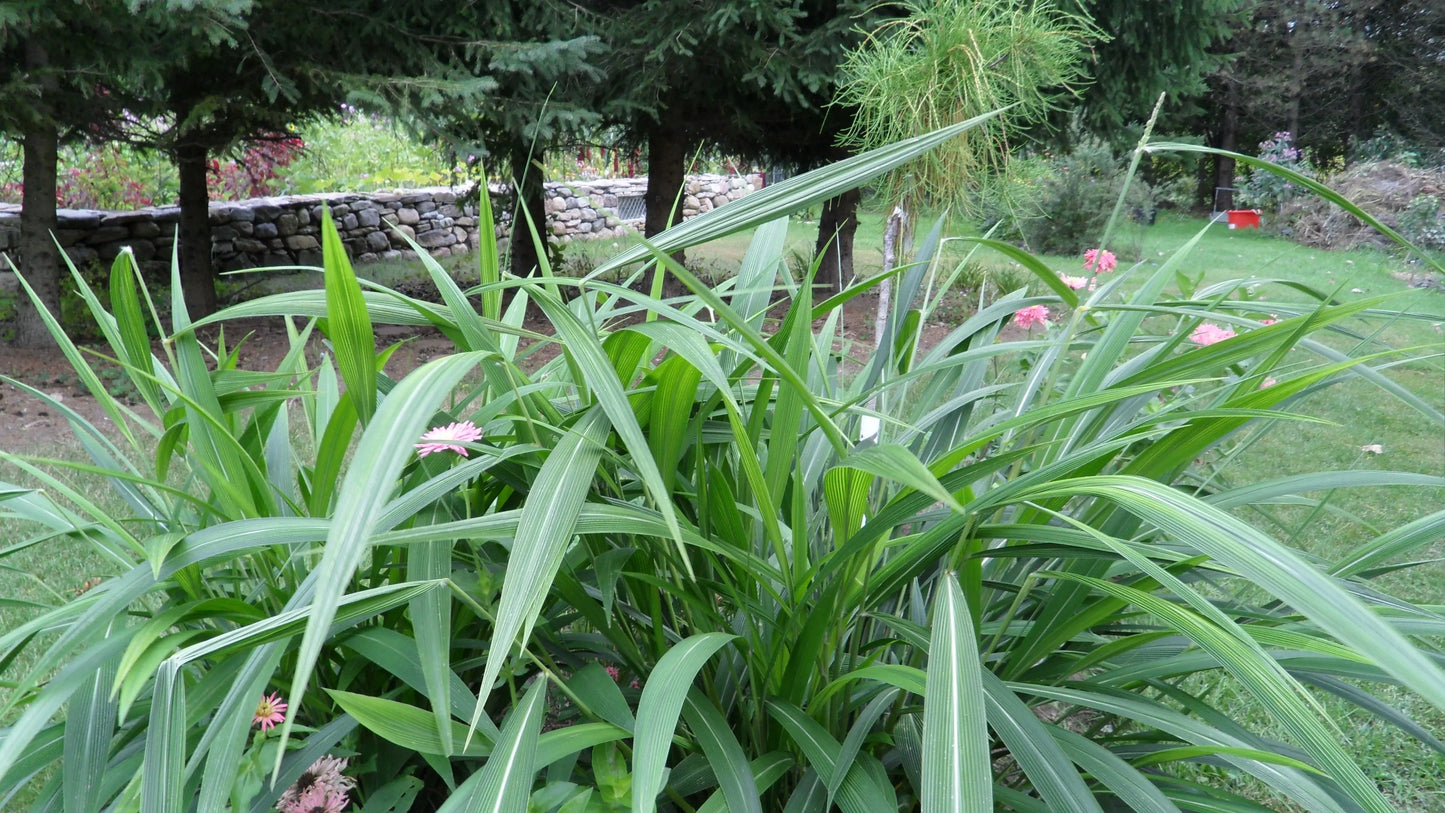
[[437, 678, 547, 813], [633, 633, 735, 813], [680, 689, 760, 813], [923, 574, 990, 813], [321, 207, 377, 425], [472, 408, 609, 739], [281, 352, 486, 771]]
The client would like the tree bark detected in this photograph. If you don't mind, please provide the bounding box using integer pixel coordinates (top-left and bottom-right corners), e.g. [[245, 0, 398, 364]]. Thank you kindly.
[[174, 139, 217, 317], [643, 122, 688, 298], [14, 123, 61, 348], [12, 38, 61, 348], [1213, 77, 1240, 211], [813, 187, 860, 295], [506, 138, 548, 278]]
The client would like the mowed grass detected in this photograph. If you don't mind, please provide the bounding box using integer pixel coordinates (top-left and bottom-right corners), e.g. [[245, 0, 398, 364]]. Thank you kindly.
[[3, 210, 1442, 807]]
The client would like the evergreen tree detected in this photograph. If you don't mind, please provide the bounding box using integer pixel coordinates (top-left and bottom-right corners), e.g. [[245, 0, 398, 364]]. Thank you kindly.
[[0, 2, 172, 345]]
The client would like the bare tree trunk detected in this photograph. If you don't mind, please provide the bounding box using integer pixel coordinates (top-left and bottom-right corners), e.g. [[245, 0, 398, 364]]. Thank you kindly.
[[643, 122, 688, 298], [175, 139, 217, 317], [1213, 77, 1240, 211], [506, 137, 549, 278], [12, 39, 61, 348], [13, 122, 61, 348], [813, 186, 860, 295]]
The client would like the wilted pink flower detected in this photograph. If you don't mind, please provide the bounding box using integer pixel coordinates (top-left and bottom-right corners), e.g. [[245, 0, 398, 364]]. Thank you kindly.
[[1189, 323, 1236, 346], [1083, 248, 1117, 274], [277, 756, 355, 813], [416, 420, 483, 457], [280, 784, 349, 813], [1059, 274, 1089, 290], [1014, 305, 1050, 330], [253, 692, 287, 732]]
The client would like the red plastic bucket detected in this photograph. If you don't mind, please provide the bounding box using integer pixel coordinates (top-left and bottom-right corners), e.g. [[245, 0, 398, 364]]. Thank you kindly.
[[1226, 209, 1262, 229]]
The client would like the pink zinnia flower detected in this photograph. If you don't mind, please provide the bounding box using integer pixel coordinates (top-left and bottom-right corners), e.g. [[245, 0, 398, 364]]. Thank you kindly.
[[1189, 323, 1236, 346], [1059, 274, 1089, 290], [277, 756, 355, 813], [1014, 305, 1050, 330], [253, 692, 287, 732], [1083, 248, 1117, 274], [280, 784, 349, 813], [416, 420, 483, 457]]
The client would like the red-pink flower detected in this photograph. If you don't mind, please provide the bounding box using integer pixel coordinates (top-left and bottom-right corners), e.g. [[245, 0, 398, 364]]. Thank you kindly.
[[1189, 323, 1236, 346], [253, 692, 287, 732], [416, 421, 483, 457], [1014, 305, 1050, 330], [1059, 274, 1089, 290], [1083, 248, 1117, 274]]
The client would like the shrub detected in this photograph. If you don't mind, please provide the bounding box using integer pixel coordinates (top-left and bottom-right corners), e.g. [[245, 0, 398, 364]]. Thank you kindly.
[[2, 121, 1444, 812], [1003, 136, 1154, 258], [1239, 131, 1315, 212]]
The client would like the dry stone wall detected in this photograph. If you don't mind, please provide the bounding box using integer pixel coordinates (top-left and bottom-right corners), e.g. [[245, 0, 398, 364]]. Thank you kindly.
[[0, 173, 763, 276]]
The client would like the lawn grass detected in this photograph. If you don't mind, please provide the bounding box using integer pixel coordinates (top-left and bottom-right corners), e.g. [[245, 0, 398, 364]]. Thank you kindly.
[[3, 208, 1442, 809]]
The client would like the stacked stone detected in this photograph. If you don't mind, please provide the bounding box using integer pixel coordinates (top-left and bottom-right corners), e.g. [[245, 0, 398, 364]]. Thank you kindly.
[[540, 173, 763, 244], [680, 174, 762, 218], [0, 174, 762, 276]]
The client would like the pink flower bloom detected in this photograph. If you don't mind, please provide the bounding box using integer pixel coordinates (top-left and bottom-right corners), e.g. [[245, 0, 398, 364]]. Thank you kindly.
[[1014, 305, 1050, 330], [1059, 274, 1089, 290], [1260, 377, 1277, 389], [277, 756, 355, 813], [280, 784, 349, 813], [416, 420, 483, 458], [1083, 248, 1117, 274], [253, 692, 287, 732], [605, 666, 621, 682], [1189, 323, 1236, 346]]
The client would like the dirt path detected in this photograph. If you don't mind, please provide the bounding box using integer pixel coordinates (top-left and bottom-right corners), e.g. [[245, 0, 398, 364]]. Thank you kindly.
[[0, 289, 957, 457]]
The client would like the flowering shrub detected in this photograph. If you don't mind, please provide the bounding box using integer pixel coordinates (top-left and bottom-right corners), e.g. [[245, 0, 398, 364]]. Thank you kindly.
[[1239, 131, 1315, 212], [207, 135, 305, 200]]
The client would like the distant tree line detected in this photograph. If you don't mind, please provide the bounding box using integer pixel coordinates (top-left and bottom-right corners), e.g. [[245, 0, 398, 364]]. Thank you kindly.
[[4, 0, 1440, 346]]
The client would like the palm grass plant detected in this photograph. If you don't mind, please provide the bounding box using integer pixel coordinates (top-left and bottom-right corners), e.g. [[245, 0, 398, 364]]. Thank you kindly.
[[2, 117, 1444, 812]]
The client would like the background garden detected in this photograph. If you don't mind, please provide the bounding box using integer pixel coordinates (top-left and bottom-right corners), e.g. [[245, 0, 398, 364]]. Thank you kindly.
[[2, 1, 1444, 812]]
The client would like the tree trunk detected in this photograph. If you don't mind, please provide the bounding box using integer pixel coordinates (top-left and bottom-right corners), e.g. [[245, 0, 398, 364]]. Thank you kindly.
[[13, 123, 61, 348], [175, 139, 216, 317], [1213, 77, 1240, 212], [813, 187, 860, 295], [643, 123, 688, 298], [12, 38, 61, 348], [506, 138, 548, 278]]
